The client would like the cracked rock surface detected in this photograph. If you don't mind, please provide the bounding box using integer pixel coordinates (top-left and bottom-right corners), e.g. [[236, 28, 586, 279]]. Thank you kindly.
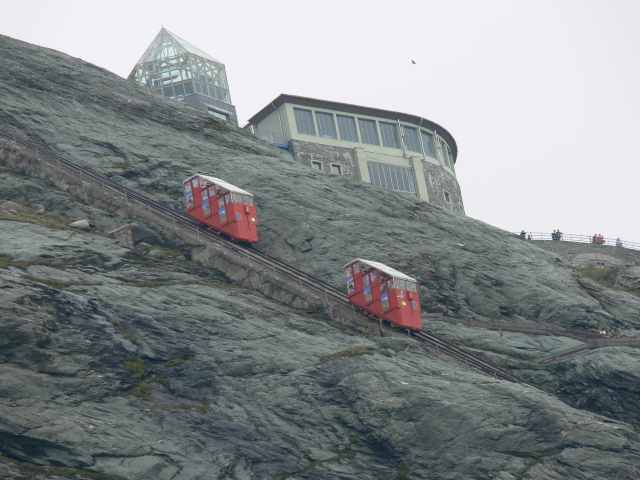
[[1, 221, 640, 479], [1, 34, 640, 479]]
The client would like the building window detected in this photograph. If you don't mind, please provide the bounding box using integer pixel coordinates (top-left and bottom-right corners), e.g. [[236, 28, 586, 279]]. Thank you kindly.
[[331, 164, 342, 175], [402, 126, 421, 153], [358, 119, 379, 145], [315, 112, 337, 139], [420, 130, 435, 158], [207, 108, 229, 122], [379, 122, 400, 149], [311, 160, 323, 171], [337, 115, 358, 142], [294, 108, 316, 135], [367, 161, 417, 196], [444, 190, 451, 203], [446, 144, 454, 170]]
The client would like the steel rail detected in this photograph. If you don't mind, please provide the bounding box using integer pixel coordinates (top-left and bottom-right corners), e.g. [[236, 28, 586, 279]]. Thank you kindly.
[[0, 129, 530, 384]]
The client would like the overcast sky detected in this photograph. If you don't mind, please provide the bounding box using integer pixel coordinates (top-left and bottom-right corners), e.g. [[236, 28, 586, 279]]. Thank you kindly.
[[3, 0, 639, 244]]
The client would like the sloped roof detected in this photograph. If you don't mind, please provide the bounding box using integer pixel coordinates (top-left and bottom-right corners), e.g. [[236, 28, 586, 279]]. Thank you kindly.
[[345, 259, 416, 282], [135, 28, 222, 65], [184, 174, 253, 197]]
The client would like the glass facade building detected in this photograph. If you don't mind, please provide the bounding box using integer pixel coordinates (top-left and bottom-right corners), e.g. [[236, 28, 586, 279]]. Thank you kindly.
[[128, 28, 237, 125], [246, 94, 464, 213]]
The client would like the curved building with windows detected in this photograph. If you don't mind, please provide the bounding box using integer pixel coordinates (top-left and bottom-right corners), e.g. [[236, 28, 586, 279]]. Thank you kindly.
[[128, 28, 237, 125], [246, 94, 464, 213]]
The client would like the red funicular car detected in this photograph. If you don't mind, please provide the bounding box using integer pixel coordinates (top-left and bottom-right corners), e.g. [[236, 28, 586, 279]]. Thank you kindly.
[[184, 174, 258, 244], [344, 259, 421, 331]]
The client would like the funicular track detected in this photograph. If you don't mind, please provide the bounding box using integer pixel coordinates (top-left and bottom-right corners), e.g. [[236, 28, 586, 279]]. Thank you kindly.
[[0, 129, 532, 386]]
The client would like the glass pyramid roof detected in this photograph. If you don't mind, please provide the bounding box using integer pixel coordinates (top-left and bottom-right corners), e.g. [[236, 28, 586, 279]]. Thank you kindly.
[[128, 27, 232, 106], [134, 28, 221, 65]]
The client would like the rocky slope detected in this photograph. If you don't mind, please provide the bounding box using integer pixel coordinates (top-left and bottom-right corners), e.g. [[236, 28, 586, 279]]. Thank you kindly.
[[1, 34, 640, 479], [1, 35, 639, 332], [2, 217, 640, 479]]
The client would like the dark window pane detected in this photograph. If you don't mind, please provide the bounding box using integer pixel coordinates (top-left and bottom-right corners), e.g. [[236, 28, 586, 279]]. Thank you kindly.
[[367, 162, 417, 196], [337, 115, 358, 142], [316, 112, 337, 139], [420, 130, 435, 157], [379, 122, 400, 149], [358, 119, 379, 145], [294, 108, 315, 135], [403, 126, 420, 152]]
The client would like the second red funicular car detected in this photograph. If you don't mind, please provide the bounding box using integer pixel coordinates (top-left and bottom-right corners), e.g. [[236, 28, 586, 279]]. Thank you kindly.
[[184, 174, 258, 244], [344, 259, 421, 331]]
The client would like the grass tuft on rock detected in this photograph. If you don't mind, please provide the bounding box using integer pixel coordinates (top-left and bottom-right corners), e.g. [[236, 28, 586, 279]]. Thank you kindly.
[[124, 355, 147, 379], [110, 321, 138, 342], [129, 380, 152, 398], [112, 161, 129, 169], [579, 267, 639, 297], [165, 358, 186, 368], [317, 347, 374, 365]]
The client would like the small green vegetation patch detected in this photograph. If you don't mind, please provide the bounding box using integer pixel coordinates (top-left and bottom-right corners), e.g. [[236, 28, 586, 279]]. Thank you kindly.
[[165, 358, 186, 368], [317, 347, 374, 365], [93, 152, 110, 158], [153, 377, 171, 389], [205, 120, 231, 132], [129, 380, 152, 398], [579, 267, 619, 288], [125, 355, 147, 379], [110, 320, 137, 343], [579, 267, 639, 297], [516, 450, 563, 480], [112, 161, 129, 169]]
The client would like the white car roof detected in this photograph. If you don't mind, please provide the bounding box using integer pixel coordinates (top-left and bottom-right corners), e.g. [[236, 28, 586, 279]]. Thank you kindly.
[[344, 259, 416, 282], [184, 174, 253, 197]]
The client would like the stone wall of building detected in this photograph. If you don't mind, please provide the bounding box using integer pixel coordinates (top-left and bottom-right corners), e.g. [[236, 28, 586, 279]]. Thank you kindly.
[[422, 160, 465, 214], [289, 140, 466, 213], [289, 140, 359, 179], [183, 93, 238, 126]]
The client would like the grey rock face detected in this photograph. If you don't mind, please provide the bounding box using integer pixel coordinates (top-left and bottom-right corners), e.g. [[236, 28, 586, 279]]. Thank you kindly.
[[614, 265, 640, 291], [68, 219, 92, 230], [1, 220, 640, 479], [1, 34, 639, 333], [0, 200, 28, 215], [2, 34, 640, 479]]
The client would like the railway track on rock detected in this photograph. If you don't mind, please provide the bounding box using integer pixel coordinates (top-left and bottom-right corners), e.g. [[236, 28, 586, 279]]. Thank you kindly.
[[0, 129, 531, 385]]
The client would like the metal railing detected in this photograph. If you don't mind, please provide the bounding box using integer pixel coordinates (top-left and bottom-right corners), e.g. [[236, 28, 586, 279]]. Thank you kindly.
[[514, 232, 640, 251]]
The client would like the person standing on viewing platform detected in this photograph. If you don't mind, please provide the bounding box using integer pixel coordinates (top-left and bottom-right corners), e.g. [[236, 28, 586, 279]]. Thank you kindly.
[[552, 229, 563, 241], [616, 238, 623, 247], [520, 230, 526, 240]]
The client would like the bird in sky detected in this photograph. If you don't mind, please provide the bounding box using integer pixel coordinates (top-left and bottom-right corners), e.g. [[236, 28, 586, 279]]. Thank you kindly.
[[411, 60, 416, 64]]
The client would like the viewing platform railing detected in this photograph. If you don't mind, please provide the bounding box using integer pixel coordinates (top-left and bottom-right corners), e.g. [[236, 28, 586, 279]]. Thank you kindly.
[[515, 232, 640, 252]]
